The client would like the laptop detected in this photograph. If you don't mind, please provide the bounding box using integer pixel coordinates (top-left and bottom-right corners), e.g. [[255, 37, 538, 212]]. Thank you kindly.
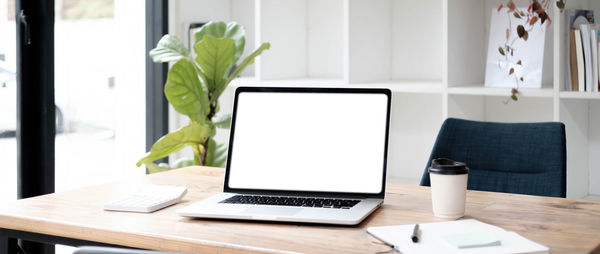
[[177, 86, 391, 225]]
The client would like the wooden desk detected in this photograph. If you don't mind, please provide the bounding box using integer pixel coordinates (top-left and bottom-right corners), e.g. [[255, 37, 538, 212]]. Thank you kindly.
[[0, 166, 599, 254]]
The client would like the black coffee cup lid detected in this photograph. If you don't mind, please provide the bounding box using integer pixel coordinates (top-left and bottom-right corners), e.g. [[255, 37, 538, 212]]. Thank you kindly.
[[428, 158, 469, 175]]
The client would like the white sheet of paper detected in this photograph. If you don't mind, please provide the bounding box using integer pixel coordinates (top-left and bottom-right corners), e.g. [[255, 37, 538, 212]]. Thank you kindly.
[[367, 219, 549, 254]]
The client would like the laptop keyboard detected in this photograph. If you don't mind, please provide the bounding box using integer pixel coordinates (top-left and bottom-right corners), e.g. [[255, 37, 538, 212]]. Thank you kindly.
[[220, 195, 361, 209]]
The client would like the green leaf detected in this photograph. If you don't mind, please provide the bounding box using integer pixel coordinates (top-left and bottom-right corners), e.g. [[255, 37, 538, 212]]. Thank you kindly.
[[220, 42, 271, 99], [498, 47, 505, 56], [149, 34, 190, 63], [164, 58, 210, 123], [194, 35, 236, 95], [195, 21, 226, 43], [513, 12, 521, 19], [172, 157, 197, 168], [556, 0, 565, 10], [213, 113, 231, 129], [205, 138, 227, 168], [194, 21, 246, 64], [137, 123, 215, 167], [146, 162, 171, 174]]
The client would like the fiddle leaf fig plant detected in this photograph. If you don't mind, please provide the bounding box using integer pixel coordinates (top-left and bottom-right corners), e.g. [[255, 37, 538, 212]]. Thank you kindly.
[[137, 21, 270, 172]]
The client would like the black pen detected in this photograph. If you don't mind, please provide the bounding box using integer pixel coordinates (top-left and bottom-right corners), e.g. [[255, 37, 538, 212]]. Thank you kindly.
[[411, 224, 420, 243]]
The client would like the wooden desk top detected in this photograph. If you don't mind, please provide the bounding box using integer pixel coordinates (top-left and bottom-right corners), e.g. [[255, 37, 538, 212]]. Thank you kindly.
[[0, 166, 599, 253]]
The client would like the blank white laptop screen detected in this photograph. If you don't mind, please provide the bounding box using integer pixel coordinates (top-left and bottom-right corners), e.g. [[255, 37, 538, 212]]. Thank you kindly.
[[227, 91, 389, 194]]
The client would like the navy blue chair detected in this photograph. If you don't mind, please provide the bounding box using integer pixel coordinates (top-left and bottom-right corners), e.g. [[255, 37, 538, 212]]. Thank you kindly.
[[420, 118, 566, 198]]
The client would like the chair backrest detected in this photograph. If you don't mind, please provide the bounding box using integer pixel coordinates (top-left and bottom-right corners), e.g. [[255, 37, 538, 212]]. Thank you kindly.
[[419, 118, 566, 198]]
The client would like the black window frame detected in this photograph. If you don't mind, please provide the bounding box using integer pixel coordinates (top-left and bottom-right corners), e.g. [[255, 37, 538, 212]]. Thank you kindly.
[[145, 0, 169, 165], [10, 0, 169, 253], [16, 0, 56, 252]]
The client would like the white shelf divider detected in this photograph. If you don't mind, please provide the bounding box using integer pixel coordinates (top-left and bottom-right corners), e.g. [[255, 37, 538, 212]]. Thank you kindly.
[[230, 77, 346, 88], [231, 77, 442, 94], [447, 85, 554, 98], [560, 92, 600, 100], [364, 80, 443, 94]]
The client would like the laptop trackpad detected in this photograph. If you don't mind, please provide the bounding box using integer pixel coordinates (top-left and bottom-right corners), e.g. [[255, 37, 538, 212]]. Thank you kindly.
[[243, 206, 301, 216]]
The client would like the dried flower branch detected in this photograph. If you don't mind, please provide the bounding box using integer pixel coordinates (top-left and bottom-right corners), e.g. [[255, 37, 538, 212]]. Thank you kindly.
[[496, 0, 565, 103]]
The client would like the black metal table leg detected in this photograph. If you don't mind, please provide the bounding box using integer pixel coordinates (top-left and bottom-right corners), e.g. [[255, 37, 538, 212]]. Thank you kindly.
[[19, 240, 54, 254], [0, 228, 138, 253], [0, 236, 17, 254]]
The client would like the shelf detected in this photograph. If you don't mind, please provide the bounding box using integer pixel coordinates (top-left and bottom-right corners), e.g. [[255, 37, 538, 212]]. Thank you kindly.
[[447, 85, 554, 98], [559, 92, 600, 100], [367, 81, 443, 94], [230, 78, 442, 94], [230, 77, 346, 87]]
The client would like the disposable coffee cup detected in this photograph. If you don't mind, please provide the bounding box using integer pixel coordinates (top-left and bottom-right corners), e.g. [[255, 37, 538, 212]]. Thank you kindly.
[[429, 158, 469, 219]]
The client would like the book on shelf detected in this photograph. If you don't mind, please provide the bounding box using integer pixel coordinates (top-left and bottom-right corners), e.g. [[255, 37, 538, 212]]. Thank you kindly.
[[569, 29, 579, 91], [580, 24, 593, 92], [594, 29, 600, 92], [575, 29, 585, 92], [592, 27, 599, 92], [566, 9, 595, 92]]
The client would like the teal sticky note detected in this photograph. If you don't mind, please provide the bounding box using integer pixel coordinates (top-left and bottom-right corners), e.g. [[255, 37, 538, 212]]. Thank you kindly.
[[443, 232, 501, 248]]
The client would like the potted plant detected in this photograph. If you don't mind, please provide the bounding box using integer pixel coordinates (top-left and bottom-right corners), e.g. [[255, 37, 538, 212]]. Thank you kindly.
[[137, 21, 270, 172]]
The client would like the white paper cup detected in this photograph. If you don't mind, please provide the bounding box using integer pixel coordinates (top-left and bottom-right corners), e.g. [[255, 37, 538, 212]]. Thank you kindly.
[[429, 158, 469, 219]]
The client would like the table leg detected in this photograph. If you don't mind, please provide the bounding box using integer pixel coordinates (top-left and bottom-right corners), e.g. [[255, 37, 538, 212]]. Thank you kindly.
[[0, 237, 17, 254], [19, 240, 54, 254]]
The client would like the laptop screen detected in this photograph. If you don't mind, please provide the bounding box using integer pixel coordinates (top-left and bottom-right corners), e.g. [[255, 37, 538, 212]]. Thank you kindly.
[[226, 88, 390, 195]]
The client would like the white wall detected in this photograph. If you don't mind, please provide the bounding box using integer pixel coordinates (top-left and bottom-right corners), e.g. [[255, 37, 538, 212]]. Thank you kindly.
[[307, 0, 344, 78], [588, 101, 600, 195], [560, 99, 590, 198], [256, 0, 307, 79], [392, 0, 442, 81], [232, 0, 256, 77], [447, 0, 485, 86], [485, 97, 553, 122], [387, 93, 443, 182], [344, 0, 391, 83]]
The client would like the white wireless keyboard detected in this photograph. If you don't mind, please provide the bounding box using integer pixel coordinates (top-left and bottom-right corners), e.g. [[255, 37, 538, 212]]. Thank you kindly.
[[104, 185, 187, 213]]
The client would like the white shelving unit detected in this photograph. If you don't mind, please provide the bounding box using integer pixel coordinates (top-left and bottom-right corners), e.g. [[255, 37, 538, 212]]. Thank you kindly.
[[171, 0, 600, 199]]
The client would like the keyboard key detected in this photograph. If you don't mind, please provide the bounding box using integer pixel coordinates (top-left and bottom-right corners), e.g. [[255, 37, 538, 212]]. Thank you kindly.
[[220, 195, 360, 209]]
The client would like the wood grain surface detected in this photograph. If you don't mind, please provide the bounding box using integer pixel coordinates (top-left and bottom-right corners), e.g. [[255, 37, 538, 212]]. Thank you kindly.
[[0, 166, 599, 254]]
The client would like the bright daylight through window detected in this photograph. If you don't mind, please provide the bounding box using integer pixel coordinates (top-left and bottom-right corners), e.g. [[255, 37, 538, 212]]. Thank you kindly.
[[0, 0, 146, 209]]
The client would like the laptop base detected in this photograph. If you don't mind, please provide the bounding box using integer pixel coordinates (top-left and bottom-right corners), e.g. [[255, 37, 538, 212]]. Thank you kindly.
[[177, 193, 383, 225]]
